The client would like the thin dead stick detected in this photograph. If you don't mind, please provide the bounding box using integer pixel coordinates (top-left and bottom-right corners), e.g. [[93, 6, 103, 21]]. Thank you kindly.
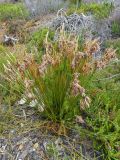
[[93, 73, 120, 82], [22, 109, 27, 121]]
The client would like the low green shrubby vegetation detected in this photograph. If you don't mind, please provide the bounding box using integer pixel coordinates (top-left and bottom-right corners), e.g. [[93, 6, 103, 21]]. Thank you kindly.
[[0, 44, 27, 106], [68, 1, 113, 19], [28, 28, 54, 52], [76, 71, 120, 159], [69, 0, 82, 6], [111, 21, 120, 37], [105, 38, 120, 57], [6, 20, 29, 43], [0, 3, 29, 21], [0, 45, 7, 72]]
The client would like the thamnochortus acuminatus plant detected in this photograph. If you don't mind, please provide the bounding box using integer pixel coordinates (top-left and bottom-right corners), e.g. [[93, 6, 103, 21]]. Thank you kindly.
[[2, 28, 117, 123]]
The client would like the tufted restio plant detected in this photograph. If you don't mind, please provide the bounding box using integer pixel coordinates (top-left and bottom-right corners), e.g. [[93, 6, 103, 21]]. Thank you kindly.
[[2, 28, 117, 123]]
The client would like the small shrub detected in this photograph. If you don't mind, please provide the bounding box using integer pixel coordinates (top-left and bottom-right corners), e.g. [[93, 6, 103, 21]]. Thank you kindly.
[[0, 44, 27, 105], [24, 0, 66, 16], [68, 2, 113, 19], [7, 20, 29, 43], [0, 45, 8, 72], [28, 28, 54, 52], [111, 21, 120, 37], [0, 3, 29, 21], [75, 55, 120, 159], [105, 38, 120, 57], [69, 0, 82, 7], [77, 84, 120, 159]]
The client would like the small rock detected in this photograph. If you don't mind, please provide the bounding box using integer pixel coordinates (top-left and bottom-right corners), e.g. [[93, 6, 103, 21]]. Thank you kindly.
[[18, 144, 24, 150], [75, 115, 85, 124], [20, 123, 24, 128], [33, 143, 39, 150], [18, 98, 26, 105], [29, 100, 38, 107], [3, 35, 18, 46]]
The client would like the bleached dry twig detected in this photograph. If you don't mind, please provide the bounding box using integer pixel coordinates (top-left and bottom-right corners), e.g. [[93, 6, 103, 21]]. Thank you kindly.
[[93, 73, 120, 82]]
